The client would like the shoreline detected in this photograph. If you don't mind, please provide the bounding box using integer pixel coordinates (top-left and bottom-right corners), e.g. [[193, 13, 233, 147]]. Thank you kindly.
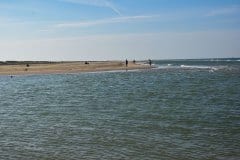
[[0, 61, 151, 76]]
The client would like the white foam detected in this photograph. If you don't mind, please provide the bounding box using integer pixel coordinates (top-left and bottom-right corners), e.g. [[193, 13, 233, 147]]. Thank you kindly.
[[209, 59, 240, 62], [180, 65, 212, 69], [180, 65, 233, 71], [147, 63, 234, 71], [209, 69, 214, 73], [156, 64, 177, 69]]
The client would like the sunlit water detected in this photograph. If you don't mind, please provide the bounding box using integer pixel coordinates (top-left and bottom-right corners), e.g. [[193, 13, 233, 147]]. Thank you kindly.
[[0, 59, 239, 160]]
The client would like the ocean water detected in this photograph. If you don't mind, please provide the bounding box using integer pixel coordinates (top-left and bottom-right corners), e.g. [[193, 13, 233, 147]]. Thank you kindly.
[[0, 59, 239, 160]]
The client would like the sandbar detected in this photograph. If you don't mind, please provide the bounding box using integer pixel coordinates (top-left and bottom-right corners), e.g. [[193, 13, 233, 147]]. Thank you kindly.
[[0, 61, 151, 75]]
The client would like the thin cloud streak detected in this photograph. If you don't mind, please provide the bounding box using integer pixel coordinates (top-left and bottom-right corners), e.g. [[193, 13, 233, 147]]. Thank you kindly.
[[206, 6, 240, 17], [0, 3, 40, 13], [104, 0, 121, 16], [59, 0, 121, 15], [54, 15, 160, 28]]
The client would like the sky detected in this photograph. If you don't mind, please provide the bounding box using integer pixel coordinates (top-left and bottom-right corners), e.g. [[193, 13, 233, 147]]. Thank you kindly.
[[0, 0, 240, 61]]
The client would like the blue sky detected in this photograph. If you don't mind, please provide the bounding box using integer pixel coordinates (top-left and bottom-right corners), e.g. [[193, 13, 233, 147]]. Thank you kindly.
[[0, 0, 240, 60]]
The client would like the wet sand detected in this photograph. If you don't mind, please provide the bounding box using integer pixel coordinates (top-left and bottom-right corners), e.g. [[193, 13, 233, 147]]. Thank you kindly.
[[0, 61, 150, 75]]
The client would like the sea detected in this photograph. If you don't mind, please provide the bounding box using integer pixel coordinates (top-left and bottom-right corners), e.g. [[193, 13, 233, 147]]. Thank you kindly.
[[0, 58, 239, 160]]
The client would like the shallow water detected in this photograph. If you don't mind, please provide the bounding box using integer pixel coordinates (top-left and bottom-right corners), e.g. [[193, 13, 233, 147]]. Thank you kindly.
[[0, 59, 240, 159]]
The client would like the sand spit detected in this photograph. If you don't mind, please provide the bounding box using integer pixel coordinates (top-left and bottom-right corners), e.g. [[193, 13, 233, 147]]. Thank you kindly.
[[0, 61, 151, 75]]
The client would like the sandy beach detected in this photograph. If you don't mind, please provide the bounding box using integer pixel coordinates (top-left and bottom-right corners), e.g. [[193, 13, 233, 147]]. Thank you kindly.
[[0, 61, 151, 75]]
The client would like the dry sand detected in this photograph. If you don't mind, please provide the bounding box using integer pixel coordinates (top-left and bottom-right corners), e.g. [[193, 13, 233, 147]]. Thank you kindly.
[[0, 61, 151, 75]]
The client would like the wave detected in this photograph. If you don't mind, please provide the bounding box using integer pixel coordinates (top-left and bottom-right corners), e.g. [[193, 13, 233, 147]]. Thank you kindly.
[[155, 64, 214, 69], [209, 59, 240, 62], [177, 59, 240, 62], [155, 64, 233, 71], [180, 65, 214, 69], [155, 64, 176, 69]]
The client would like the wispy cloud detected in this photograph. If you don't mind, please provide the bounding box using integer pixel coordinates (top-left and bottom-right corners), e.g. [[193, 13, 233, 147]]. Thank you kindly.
[[0, 3, 40, 13], [59, 0, 121, 15], [53, 15, 160, 28], [206, 6, 240, 17]]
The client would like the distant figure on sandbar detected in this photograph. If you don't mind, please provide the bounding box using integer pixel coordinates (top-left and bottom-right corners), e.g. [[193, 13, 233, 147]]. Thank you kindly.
[[85, 61, 89, 65], [133, 59, 136, 64], [148, 59, 152, 66], [125, 59, 128, 67], [26, 64, 30, 67]]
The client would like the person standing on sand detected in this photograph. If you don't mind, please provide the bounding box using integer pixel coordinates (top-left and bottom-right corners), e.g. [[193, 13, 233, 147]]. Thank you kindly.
[[125, 59, 128, 67], [149, 59, 152, 66]]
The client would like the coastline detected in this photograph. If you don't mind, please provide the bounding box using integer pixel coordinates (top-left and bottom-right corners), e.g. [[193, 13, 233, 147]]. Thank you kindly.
[[0, 61, 151, 76]]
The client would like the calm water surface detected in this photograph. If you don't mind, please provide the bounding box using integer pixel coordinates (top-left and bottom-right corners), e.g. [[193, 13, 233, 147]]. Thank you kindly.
[[0, 59, 240, 159]]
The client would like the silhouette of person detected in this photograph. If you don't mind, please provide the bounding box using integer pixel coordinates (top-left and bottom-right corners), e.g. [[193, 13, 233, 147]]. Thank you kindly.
[[149, 59, 152, 66], [125, 59, 128, 67]]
